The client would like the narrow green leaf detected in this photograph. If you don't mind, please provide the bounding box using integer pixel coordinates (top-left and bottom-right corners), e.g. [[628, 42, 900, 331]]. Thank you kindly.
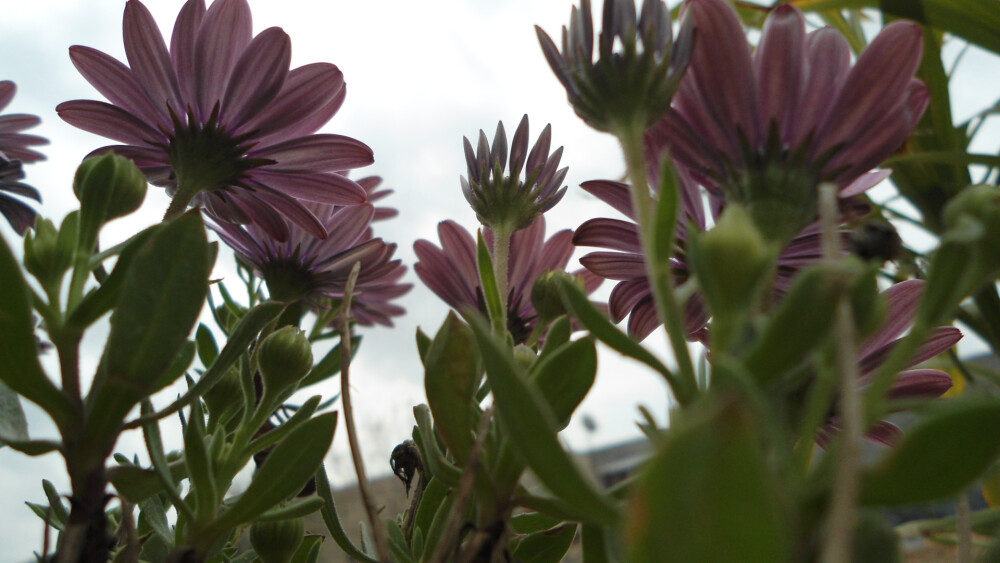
[[470, 315, 620, 527], [386, 518, 415, 563], [511, 512, 563, 535], [245, 395, 322, 457], [627, 394, 791, 563], [139, 401, 192, 518], [412, 404, 462, 487], [581, 523, 614, 563], [416, 327, 432, 366], [42, 480, 69, 528], [529, 338, 597, 430], [538, 316, 571, 360], [420, 484, 456, 560], [107, 458, 188, 504], [125, 301, 285, 428], [558, 278, 678, 388], [861, 397, 1000, 506], [209, 412, 337, 532], [424, 311, 478, 463], [183, 402, 216, 523], [0, 232, 76, 430], [66, 225, 158, 331], [412, 477, 447, 543], [289, 535, 323, 563], [88, 210, 212, 442], [0, 380, 29, 443], [138, 495, 172, 545], [513, 523, 577, 563], [195, 324, 218, 368], [652, 157, 679, 268], [256, 497, 325, 522], [314, 465, 378, 563], [477, 230, 504, 330]]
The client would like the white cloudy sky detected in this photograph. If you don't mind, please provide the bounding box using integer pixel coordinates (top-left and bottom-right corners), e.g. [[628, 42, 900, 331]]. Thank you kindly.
[[0, 0, 997, 560]]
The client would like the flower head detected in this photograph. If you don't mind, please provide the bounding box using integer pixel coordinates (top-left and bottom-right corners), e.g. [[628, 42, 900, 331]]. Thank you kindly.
[[817, 280, 961, 447], [461, 115, 567, 232], [414, 217, 601, 344], [0, 80, 48, 235], [537, 0, 694, 133], [209, 202, 406, 311], [657, 0, 927, 243], [57, 0, 373, 240]]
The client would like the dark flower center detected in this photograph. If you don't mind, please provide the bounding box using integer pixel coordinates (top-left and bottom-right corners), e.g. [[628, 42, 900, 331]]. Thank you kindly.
[[262, 257, 319, 303]]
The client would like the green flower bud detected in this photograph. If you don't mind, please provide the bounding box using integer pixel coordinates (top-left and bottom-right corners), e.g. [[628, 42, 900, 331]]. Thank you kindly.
[[256, 327, 313, 397], [249, 517, 304, 563], [513, 343, 537, 370], [943, 184, 1000, 278], [23, 213, 76, 290], [202, 367, 244, 423], [531, 270, 582, 323], [688, 205, 777, 353], [73, 153, 147, 254]]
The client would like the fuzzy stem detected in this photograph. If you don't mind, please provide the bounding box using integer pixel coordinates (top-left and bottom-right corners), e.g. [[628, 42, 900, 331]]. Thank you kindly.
[[492, 226, 512, 336], [819, 184, 861, 563], [957, 492, 973, 563], [615, 121, 698, 405], [339, 262, 391, 563]]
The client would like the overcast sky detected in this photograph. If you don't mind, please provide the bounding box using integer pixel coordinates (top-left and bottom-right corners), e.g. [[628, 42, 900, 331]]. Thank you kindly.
[[0, 1, 997, 560]]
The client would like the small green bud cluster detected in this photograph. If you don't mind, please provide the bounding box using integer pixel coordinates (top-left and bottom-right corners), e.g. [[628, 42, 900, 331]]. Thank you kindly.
[[73, 153, 147, 253], [23, 212, 77, 291], [249, 517, 304, 563], [255, 326, 314, 398]]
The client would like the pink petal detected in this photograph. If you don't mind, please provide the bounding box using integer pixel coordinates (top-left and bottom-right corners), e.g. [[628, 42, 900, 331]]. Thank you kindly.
[[170, 0, 207, 116], [813, 22, 924, 159], [579, 179, 635, 219], [627, 296, 661, 341], [56, 100, 163, 146], [840, 169, 892, 198], [534, 228, 575, 275], [437, 220, 479, 289], [859, 280, 924, 357], [609, 278, 652, 322], [123, 0, 183, 115], [194, 0, 253, 118], [791, 27, 851, 148], [0, 81, 14, 110], [250, 134, 374, 172], [67, 46, 167, 129], [227, 190, 289, 242], [0, 114, 41, 133], [508, 217, 547, 289], [414, 241, 478, 310], [753, 4, 807, 141], [252, 170, 367, 205], [579, 251, 647, 280], [323, 204, 375, 250], [247, 183, 328, 240], [221, 27, 290, 128], [573, 218, 642, 252], [885, 369, 953, 400], [238, 63, 344, 141]]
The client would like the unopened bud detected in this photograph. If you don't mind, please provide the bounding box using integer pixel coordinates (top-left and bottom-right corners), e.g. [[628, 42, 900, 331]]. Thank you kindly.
[[531, 270, 582, 323], [249, 517, 304, 563], [256, 327, 313, 396], [24, 213, 76, 289], [73, 152, 147, 222], [943, 184, 1000, 278]]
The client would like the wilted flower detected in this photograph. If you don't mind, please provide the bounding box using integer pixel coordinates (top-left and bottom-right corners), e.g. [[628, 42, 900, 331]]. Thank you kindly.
[[656, 0, 927, 243], [461, 115, 567, 232], [209, 202, 405, 309], [57, 0, 373, 240], [537, 0, 694, 133], [817, 280, 961, 447], [414, 217, 601, 344], [0, 81, 48, 235]]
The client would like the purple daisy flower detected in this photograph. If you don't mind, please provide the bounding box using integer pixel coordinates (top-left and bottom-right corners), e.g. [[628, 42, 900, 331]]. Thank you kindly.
[[817, 280, 961, 447], [0, 80, 48, 235], [356, 175, 399, 222], [209, 202, 406, 310], [414, 217, 601, 344], [57, 0, 373, 241], [655, 0, 927, 243]]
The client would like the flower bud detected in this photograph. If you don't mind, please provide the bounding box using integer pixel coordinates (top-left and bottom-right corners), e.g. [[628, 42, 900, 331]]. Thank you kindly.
[[23, 213, 76, 290], [249, 517, 304, 563], [943, 184, 1000, 278], [256, 327, 313, 397], [73, 152, 147, 222], [513, 343, 537, 370], [531, 270, 582, 323]]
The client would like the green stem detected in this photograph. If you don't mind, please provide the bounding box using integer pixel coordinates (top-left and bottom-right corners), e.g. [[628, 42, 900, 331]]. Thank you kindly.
[[163, 178, 202, 222], [492, 226, 512, 337], [615, 121, 698, 405]]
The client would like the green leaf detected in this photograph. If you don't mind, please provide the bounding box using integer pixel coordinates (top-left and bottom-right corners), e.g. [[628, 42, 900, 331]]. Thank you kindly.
[[0, 232, 76, 431], [209, 412, 337, 532], [581, 523, 615, 563], [411, 477, 447, 543], [314, 465, 378, 563], [476, 230, 504, 331], [470, 315, 620, 527], [0, 380, 29, 443], [513, 523, 577, 563], [195, 324, 218, 368], [529, 338, 597, 430], [557, 278, 678, 390], [139, 401, 192, 517], [245, 395, 322, 457], [127, 301, 285, 428], [537, 316, 571, 360], [511, 512, 563, 535], [289, 535, 323, 563], [386, 518, 415, 563], [138, 495, 172, 545], [416, 327, 432, 366], [424, 311, 478, 463], [627, 393, 791, 563], [107, 457, 188, 504], [183, 402, 216, 523], [861, 397, 1000, 506], [256, 497, 325, 522], [412, 404, 462, 487], [66, 225, 159, 330], [87, 210, 212, 443], [42, 479, 69, 528]]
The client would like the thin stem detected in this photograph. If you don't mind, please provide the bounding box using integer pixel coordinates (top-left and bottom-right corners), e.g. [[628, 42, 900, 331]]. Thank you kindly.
[[339, 262, 390, 563], [492, 226, 512, 336], [616, 121, 697, 405], [819, 184, 862, 563], [957, 492, 973, 563]]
